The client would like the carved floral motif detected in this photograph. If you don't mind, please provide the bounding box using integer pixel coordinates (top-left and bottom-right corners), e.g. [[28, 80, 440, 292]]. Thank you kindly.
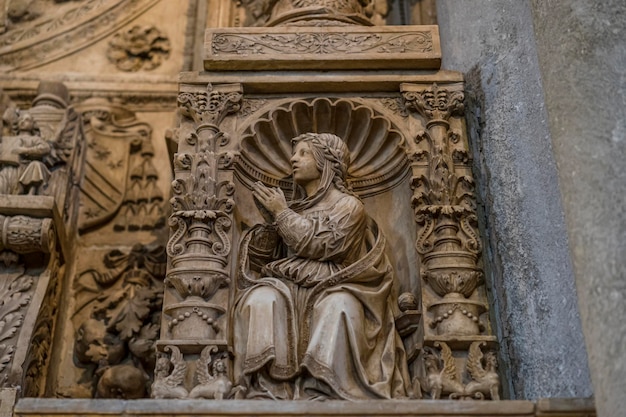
[[177, 84, 242, 126], [107, 25, 171, 72]]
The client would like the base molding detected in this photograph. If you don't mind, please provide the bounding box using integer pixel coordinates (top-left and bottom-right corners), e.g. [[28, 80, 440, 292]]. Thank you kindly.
[[13, 398, 595, 417]]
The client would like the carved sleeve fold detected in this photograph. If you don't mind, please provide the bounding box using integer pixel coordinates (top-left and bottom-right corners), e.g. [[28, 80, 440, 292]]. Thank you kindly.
[[274, 196, 366, 263]]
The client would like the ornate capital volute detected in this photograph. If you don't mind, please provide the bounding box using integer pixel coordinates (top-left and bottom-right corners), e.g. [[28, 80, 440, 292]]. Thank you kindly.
[[401, 83, 465, 126], [177, 84, 242, 128]]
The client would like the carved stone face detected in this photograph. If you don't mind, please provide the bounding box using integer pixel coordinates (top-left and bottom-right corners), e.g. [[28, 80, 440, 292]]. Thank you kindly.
[[290, 141, 320, 188], [18, 113, 34, 132]]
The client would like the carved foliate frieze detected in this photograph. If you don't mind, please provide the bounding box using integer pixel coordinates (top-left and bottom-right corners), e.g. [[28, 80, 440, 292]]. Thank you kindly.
[[71, 244, 166, 398], [211, 31, 433, 55], [107, 25, 171, 72], [22, 259, 63, 397], [204, 26, 441, 71]]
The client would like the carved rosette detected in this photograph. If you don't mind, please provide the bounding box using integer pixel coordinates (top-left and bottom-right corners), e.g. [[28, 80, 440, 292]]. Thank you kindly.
[[402, 83, 486, 337]]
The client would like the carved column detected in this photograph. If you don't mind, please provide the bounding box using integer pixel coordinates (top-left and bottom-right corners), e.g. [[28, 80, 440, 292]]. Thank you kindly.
[[402, 82, 500, 400], [155, 83, 242, 398]]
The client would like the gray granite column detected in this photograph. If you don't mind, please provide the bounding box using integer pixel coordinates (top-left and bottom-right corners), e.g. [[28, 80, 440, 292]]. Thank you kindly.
[[530, 2, 626, 417], [436, 0, 593, 401]]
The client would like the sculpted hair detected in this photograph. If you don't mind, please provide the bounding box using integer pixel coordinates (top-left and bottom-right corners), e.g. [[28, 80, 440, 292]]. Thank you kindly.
[[291, 132, 356, 198]]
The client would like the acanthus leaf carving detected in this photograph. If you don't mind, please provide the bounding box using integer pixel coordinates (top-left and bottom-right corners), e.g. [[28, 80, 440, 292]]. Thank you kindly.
[[178, 84, 242, 127], [403, 83, 465, 123], [0, 268, 34, 385]]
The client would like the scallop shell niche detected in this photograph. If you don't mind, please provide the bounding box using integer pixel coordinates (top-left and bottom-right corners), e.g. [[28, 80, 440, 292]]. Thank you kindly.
[[236, 98, 410, 197]]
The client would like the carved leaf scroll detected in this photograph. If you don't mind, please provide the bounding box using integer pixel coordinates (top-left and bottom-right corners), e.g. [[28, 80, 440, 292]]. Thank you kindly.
[[212, 31, 433, 56]]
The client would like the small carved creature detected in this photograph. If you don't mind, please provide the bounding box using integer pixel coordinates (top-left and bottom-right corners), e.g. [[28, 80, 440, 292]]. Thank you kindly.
[[418, 342, 465, 399], [189, 346, 232, 399], [465, 342, 500, 400], [151, 346, 188, 399]]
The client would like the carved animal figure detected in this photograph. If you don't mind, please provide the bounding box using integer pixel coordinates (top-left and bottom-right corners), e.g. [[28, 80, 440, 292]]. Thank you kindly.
[[465, 342, 500, 400], [189, 346, 232, 400], [151, 346, 188, 399], [418, 342, 465, 399]]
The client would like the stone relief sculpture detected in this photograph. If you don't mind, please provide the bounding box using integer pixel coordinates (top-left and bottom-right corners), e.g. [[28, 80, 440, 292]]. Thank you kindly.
[[76, 99, 164, 233], [0, 0, 161, 72], [0, 109, 51, 195], [71, 244, 166, 398], [107, 25, 171, 72], [0, 82, 81, 397], [234, 132, 411, 400]]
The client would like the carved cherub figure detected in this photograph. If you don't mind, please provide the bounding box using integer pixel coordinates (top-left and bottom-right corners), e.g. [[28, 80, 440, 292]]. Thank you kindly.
[[465, 342, 500, 400], [419, 342, 465, 399], [151, 346, 188, 399], [189, 346, 232, 400]]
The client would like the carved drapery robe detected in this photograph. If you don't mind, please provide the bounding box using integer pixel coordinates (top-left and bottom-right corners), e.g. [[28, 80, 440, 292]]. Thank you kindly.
[[234, 189, 410, 400]]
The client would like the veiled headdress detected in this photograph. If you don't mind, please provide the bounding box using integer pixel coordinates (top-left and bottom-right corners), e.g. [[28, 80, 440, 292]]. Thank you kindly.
[[289, 132, 357, 212]]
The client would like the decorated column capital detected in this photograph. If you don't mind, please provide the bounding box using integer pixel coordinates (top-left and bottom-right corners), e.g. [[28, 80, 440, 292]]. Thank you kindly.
[[402, 82, 465, 125], [177, 83, 242, 127]]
